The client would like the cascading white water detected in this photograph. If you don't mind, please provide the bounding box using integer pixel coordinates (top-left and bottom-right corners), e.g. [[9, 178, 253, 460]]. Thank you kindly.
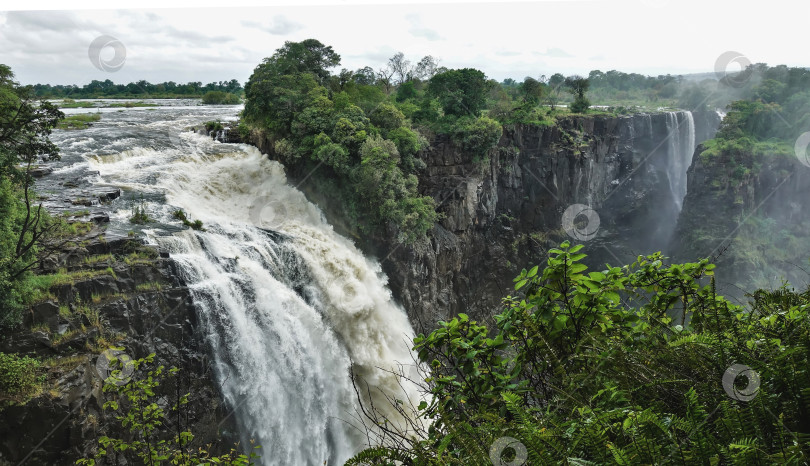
[[664, 111, 696, 210], [87, 131, 424, 465]]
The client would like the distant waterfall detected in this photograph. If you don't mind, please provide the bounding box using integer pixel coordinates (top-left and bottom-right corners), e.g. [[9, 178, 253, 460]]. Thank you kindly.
[[88, 132, 424, 466], [664, 111, 696, 210]]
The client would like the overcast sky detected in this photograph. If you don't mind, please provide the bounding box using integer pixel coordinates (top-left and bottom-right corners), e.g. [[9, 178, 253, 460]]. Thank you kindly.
[[1, 0, 806, 86]]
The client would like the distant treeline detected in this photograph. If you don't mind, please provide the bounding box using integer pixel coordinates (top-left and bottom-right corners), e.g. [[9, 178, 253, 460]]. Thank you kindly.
[[32, 79, 244, 99]]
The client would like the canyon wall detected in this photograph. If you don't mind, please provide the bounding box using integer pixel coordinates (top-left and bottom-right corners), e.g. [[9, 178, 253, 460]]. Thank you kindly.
[[253, 111, 721, 329], [671, 142, 810, 298]]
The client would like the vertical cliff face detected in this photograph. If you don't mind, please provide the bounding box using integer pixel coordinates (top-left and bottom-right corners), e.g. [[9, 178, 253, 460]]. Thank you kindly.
[[381, 111, 720, 327], [247, 111, 720, 328], [670, 144, 810, 298]]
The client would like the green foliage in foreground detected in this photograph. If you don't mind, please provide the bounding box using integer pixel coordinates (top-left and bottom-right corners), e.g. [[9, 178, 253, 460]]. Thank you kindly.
[[77, 352, 260, 465], [350, 242, 810, 464]]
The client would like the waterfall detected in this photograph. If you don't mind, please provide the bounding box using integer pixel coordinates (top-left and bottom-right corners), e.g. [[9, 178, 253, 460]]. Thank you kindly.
[[88, 136, 424, 466], [664, 111, 696, 210]]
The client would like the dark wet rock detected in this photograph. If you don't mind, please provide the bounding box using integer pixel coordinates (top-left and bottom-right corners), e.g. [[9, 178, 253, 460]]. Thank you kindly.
[[96, 188, 121, 202], [0, 223, 237, 465], [88, 212, 109, 223], [30, 166, 54, 178], [250, 111, 722, 328], [71, 198, 98, 207]]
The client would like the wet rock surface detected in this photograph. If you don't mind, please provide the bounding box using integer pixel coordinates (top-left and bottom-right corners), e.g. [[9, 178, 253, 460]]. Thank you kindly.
[[251, 111, 721, 328], [0, 224, 237, 465]]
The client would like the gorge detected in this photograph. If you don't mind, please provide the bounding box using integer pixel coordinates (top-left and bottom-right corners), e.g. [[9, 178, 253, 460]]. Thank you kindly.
[[5, 64, 810, 465], [266, 109, 721, 326], [3, 103, 726, 464]]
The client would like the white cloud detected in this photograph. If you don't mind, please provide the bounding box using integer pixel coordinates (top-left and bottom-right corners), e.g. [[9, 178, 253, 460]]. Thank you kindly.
[[406, 13, 442, 41], [0, 1, 806, 86], [241, 15, 303, 35]]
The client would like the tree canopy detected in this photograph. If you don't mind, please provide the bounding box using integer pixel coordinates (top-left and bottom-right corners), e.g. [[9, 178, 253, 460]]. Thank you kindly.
[[0, 64, 64, 327], [427, 68, 492, 118]]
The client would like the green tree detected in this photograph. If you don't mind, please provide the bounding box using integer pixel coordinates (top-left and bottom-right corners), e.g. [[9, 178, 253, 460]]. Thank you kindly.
[[244, 71, 321, 138], [565, 75, 591, 113], [427, 68, 492, 117], [395, 81, 417, 102], [257, 39, 340, 84], [368, 102, 406, 133], [519, 76, 544, 105], [545, 73, 566, 110], [0, 64, 63, 326]]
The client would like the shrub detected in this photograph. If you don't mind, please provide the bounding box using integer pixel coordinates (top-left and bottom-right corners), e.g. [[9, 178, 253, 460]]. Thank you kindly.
[[0, 353, 42, 399], [172, 210, 206, 231], [201, 91, 241, 105], [451, 116, 502, 158], [129, 197, 151, 225], [350, 243, 810, 464], [203, 120, 225, 133], [569, 95, 591, 113], [77, 352, 260, 465]]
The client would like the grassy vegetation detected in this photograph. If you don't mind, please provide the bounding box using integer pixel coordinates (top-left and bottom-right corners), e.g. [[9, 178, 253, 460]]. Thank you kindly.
[[0, 353, 43, 404], [106, 101, 158, 108], [56, 99, 96, 108], [123, 249, 158, 266], [129, 198, 151, 225], [56, 113, 101, 130], [203, 120, 225, 133], [172, 209, 206, 231], [29, 267, 116, 294], [84, 253, 114, 266], [135, 282, 163, 292]]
